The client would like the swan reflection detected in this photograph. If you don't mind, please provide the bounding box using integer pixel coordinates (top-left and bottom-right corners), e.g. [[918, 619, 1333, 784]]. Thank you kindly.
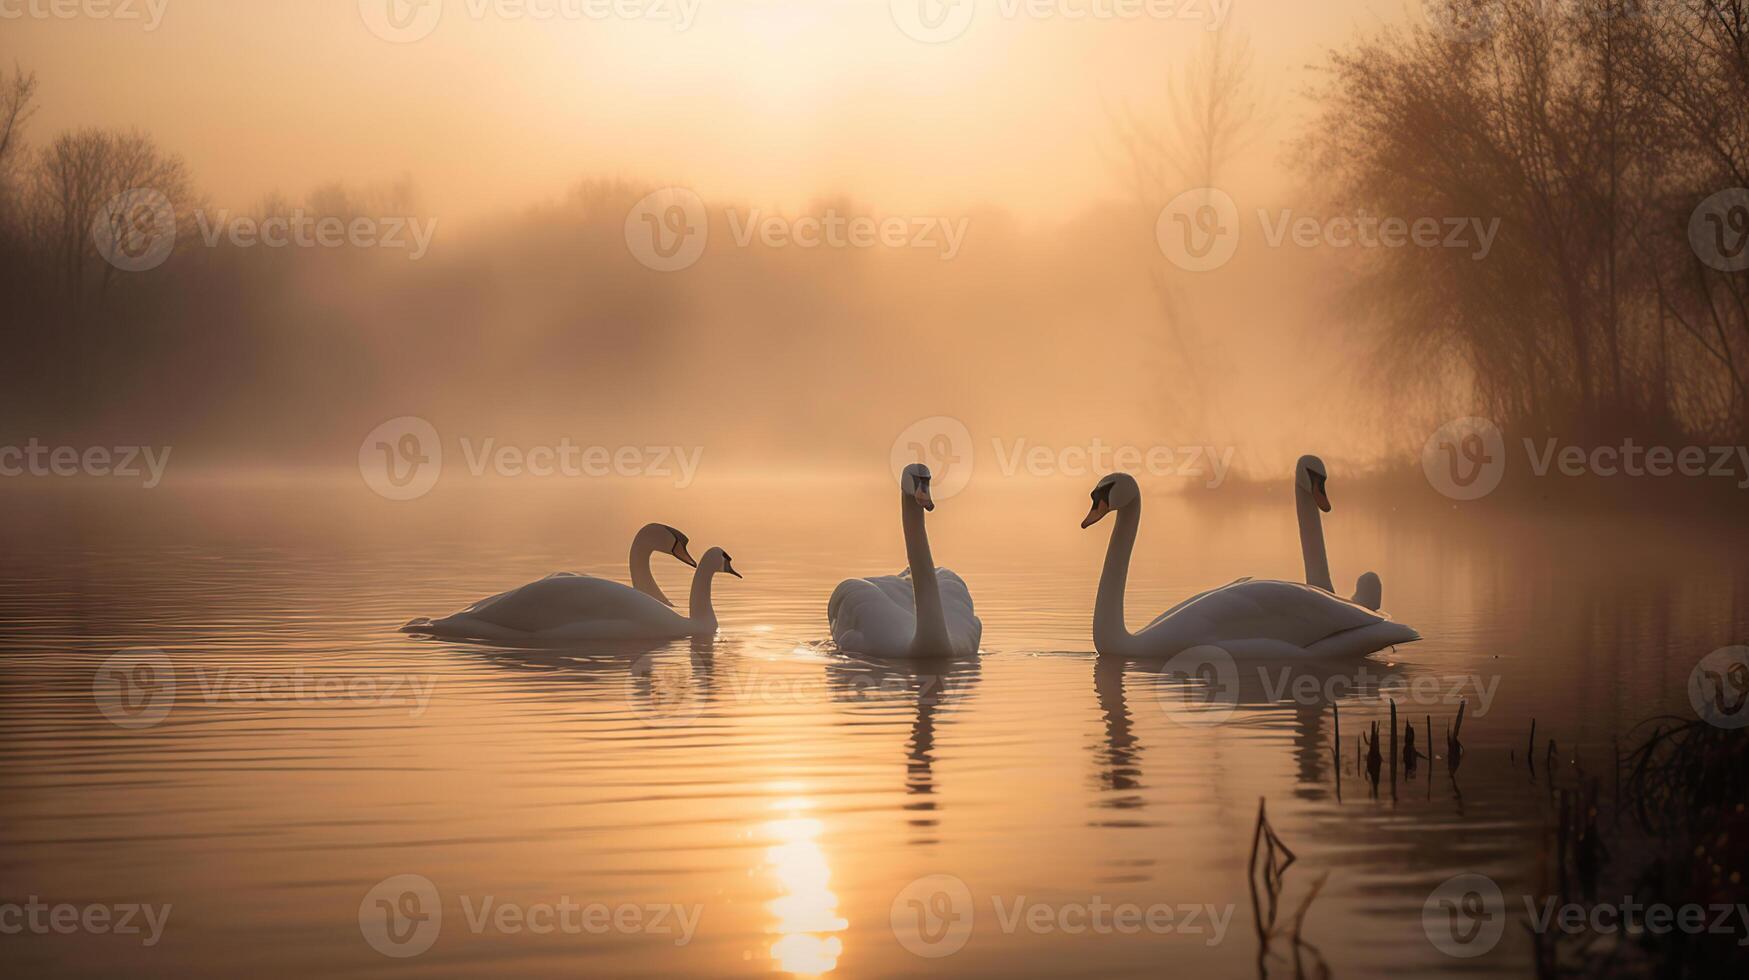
[[825, 654, 982, 840]]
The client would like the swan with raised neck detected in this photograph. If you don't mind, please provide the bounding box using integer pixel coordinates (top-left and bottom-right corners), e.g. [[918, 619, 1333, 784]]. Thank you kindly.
[[1082, 472, 1417, 659], [1294, 455, 1381, 610], [629, 522, 697, 606]]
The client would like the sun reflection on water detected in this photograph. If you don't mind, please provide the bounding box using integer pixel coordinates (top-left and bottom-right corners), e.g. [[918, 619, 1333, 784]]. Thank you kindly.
[[761, 796, 847, 976]]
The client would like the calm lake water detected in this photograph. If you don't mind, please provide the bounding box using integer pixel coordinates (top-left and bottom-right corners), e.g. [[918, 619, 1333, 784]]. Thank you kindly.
[[2, 476, 1743, 978]]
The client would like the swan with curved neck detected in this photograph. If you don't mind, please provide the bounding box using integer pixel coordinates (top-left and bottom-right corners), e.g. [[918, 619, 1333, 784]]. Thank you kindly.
[[1294, 455, 1381, 610], [1083, 472, 1417, 659], [629, 522, 696, 606], [403, 547, 741, 643], [827, 463, 982, 659]]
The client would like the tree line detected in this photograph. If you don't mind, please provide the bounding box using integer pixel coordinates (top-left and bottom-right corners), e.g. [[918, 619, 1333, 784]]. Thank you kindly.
[[1304, 0, 1749, 447]]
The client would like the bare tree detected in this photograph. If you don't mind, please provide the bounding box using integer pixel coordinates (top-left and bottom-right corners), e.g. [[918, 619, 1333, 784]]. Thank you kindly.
[[1303, 0, 1749, 447], [30, 127, 199, 312], [1108, 29, 1269, 433], [0, 64, 37, 188]]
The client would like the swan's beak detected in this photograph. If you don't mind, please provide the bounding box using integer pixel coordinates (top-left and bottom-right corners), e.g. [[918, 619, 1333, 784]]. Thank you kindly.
[[672, 540, 697, 567], [723, 558, 742, 579], [1081, 499, 1111, 528], [1313, 488, 1331, 513], [913, 489, 935, 512]]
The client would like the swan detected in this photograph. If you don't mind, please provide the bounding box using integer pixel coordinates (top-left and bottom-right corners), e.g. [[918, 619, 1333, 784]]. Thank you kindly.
[[1294, 455, 1382, 610], [827, 463, 982, 658], [626, 522, 697, 606], [402, 547, 741, 642], [1082, 473, 1418, 659]]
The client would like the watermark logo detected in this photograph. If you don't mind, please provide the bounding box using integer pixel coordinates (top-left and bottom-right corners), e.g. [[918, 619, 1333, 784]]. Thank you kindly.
[[1424, 873, 1506, 957], [625, 186, 709, 272], [890, 0, 976, 43], [891, 874, 975, 958], [93, 648, 176, 729], [92, 188, 176, 273], [624, 654, 706, 728], [359, 0, 444, 43], [1690, 646, 1749, 730], [1157, 187, 1240, 272], [1153, 645, 1239, 726], [360, 874, 443, 958], [891, 417, 975, 502], [360, 416, 443, 501], [1690, 188, 1749, 273], [1422, 417, 1506, 501]]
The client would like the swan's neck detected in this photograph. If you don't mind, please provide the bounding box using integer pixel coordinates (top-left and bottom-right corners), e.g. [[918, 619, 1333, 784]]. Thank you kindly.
[[1296, 486, 1334, 593], [687, 568, 718, 632], [902, 496, 950, 655], [629, 527, 673, 606], [1093, 502, 1141, 655]]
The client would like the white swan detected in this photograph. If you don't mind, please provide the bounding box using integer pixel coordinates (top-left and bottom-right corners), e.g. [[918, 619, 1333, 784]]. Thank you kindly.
[[1294, 455, 1382, 610], [403, 547, 741, 642], [1083, 473, 1418, 659], [627, 522, 697, 606], [828, 463, 982, 658]]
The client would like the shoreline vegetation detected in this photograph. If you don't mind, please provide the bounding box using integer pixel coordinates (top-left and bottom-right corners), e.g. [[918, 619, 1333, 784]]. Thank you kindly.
[[1259, 703, 1746, 978]]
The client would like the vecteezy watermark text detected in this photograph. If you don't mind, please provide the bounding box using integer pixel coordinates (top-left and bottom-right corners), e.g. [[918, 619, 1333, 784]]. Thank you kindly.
[[358, 0, 702, 43], [889, 0, 1231, 44], [1424, 873, 1749, 958], [358, 874, 700, 958], [358, 416, 704, 501], [891, 416, 1235, 502], [1152, 646, 1500, 727], [725, 209, 969, 260], [624, 655, 978, 727], [93, 189, 440, 272], [623, 187, 970, 272], [192, 210, 438, 261], [0, 898, 171, 946], [0, 0, 168, 29], [1157, 190, 1503, 272], [94, 649, 438, 729], [1422, 417, 1749, 500], [0, 440, 170, 488], [889, 874, 1233, 958]]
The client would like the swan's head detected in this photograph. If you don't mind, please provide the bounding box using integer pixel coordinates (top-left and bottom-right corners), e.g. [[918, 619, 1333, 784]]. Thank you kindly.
[[1296, 454, 1331, 513], [700, 546, 742, 579], [900, 462, 935, 512], [1081, 473, 1140, 528], [649, 523, 697, 567]]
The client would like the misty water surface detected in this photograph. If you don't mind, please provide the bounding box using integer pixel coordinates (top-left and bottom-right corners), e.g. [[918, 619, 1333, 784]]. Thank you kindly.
[[1, 479, 1742, 978]]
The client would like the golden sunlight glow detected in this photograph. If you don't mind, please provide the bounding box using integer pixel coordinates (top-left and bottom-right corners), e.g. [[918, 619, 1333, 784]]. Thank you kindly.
[[761, 804, 847, 976]]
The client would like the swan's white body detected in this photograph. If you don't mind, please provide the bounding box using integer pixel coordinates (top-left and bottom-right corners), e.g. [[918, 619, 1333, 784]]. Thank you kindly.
[[1087, 474, 1417, 660], [830, 567, 982, 659], [403, 547, 738, 643], [828, 465, 982, 659], [1295, 455, 1382, 610]]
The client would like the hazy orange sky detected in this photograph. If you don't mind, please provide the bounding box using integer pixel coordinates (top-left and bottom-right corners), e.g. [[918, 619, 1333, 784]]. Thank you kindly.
[[12, 0, 1424, 219]]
